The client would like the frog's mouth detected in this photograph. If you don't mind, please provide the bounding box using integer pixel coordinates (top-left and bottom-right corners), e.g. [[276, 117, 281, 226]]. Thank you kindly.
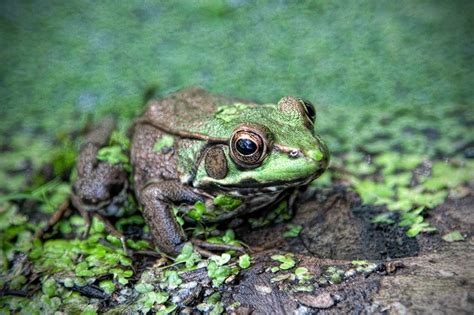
[[214, 177, 313, 196]]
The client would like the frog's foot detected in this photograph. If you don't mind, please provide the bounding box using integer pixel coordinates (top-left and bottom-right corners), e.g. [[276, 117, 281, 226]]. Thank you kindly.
[[191, 238, 246, 258], [286, 188, 302, 218], [76, 206, 93, 239]]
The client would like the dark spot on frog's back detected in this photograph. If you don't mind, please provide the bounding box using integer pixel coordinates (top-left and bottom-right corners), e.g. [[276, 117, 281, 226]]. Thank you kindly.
[[205, 146, 228, 179]]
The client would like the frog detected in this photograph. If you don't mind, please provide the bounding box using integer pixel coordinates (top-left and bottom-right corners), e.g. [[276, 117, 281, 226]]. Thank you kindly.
[[70, 87, 329, 256]]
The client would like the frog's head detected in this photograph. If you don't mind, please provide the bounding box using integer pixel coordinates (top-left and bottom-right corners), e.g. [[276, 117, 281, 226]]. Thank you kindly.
[[192, 96, 329, 193]]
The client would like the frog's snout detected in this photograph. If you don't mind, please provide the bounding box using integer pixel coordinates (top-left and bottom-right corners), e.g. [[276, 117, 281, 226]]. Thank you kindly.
[[305, 144, 330, 172], [307, 148, 325, 162]]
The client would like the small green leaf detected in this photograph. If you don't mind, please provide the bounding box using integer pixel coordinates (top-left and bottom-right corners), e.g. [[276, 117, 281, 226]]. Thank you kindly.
[[187, 201, 206, 221], [238, 254, 251, 269], [99, 280, 116, 295], [371, 213, 395, 225], [207, 260, 233, 286], [213, 194, 242, 211], [165, 270, 182, 289], [442, 231, 465, 242], [406, 222, 436, 237], [271, 254, 296, 270], [97, 145, 129, 165], [63, 278, 74, 288], [353, 179, 394, 204], [210, 302, 224, 315], [207, 292, 221, 304], [175, 242, 201, 269], [42, 278, 57, 297], [155, 291, 170, 304], [283, 224, 303, 238], [135, 283, 154, 294], [106, 235, 122, 247], [80, 307, 98, 315], [222, 229, 236, 244], [294, 267, 308, 276], [270, 273, 294, 283], [209, 253, 231, 266], [175, 242, 193, 261], [294, 267, 312, 283], [271, 266, 280, 273], [330, 273, 342, 284]]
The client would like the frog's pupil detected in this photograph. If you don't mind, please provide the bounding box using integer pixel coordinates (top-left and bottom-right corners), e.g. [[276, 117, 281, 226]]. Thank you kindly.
[[236, 138, 257, 155]]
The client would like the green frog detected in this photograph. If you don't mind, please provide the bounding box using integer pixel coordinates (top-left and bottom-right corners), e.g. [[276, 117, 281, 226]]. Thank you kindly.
[[71, 87, 329, 255]]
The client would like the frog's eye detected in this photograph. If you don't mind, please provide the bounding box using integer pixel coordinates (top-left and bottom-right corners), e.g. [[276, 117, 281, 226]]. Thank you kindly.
[[230, 125, 269, 168], [299, 99, 316, 125]]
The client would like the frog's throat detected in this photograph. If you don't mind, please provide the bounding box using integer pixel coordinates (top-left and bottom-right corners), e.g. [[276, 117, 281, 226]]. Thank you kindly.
[[135, 118, 228, 144]]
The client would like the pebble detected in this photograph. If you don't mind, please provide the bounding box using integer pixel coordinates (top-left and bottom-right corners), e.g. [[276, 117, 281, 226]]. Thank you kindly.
[[296, 292, 335, 309], [254, 284, 273, 295]]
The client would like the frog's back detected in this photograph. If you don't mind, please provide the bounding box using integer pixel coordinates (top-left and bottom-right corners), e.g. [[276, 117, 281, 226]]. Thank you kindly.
[[131, 87, 253, 196]]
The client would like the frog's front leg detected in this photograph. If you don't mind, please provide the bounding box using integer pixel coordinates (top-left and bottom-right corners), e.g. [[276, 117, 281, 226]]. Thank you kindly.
[[139, 181, 203, 256]]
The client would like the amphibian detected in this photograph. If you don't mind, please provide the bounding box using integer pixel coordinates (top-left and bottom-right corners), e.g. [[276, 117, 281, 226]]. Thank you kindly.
[[71, 87, 329, 255]]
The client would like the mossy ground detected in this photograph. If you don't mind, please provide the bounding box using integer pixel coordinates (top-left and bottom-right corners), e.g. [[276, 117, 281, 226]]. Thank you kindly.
[[0, 1, 473, 313]]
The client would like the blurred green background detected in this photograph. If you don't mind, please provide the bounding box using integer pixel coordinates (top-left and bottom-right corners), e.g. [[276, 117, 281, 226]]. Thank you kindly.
[[1, 0, 472, 136]]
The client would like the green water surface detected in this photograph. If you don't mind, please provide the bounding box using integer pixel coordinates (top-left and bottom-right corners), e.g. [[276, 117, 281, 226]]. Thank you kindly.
[[1, 0, 472, 136]]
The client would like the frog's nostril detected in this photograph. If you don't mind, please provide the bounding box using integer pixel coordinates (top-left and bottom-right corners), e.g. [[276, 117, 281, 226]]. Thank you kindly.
[[288, 150, 300, 158]]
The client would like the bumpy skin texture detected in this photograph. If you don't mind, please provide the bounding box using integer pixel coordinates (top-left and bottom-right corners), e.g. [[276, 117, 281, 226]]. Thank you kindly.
[[73, 87, 329, 256], [71, 118, 128, 215]]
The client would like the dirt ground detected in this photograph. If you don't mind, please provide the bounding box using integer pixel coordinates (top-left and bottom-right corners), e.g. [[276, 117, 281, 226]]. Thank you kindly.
[[184, 187, 474, 314]]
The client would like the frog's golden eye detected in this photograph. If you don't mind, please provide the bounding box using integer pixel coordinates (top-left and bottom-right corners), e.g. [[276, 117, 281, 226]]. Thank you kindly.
[[230, 125, 270, 168]]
